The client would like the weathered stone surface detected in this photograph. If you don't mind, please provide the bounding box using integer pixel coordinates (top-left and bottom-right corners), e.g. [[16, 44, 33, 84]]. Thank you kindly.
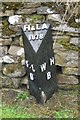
[[2, 64, 27, 78], [53, 35, 70, 42], [75, 18, 80, 23], [66, 32, 79, 37], [63, 60, 78, 68], [0, 22, 2, 28], [17, 48, 24, 56], [65, 51, 78, 61], [0, 3, 3, 11], [19, 36, 24, 47], [0, 37, 12, 46], [58, 84, 79, 91], [52, 24, 80, 33], [55, 54, 66, 66], [0, 62, 2, 72], [21, 76, 28, 85], [70, 37, 78, 46], [23, 3, 41, 8], [53, 43, 66, 52], [47, 14, 62, 23], [57, 74, 79, 84], [9, 25, 22, 32], [0, 46, 8, 56], [0, 10, 14, 17], [54, 45, 78, 67], [21, 59, 25, 66], [11, 36, 21, 46], [8, 15, 22, 25], [37, 7, 54, 14], [2, 76, 20, 88], [0, 33, 2, 38], [62, 67, 79, 75], [0, 74, 2, 88], [8, 46, 24, 56], [16, 8, 36, 15], [2, 55, 15, 64]]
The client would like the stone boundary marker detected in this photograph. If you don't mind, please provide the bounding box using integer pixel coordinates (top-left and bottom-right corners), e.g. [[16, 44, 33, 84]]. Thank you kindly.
[[21, 22, 57, 103]]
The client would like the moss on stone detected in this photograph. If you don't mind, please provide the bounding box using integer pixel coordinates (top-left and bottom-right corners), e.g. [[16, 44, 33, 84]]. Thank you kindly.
[[2, 2, 24, 11], [22, 14, 45, 23], [2, 20, 15, 36], [57, 36, 79, 51], [3, 64, 22, 74], [41, 2, 54, 7], [22, 14, 27, 22], [68, 16, 80, 28], [29, 15, 45, 24]]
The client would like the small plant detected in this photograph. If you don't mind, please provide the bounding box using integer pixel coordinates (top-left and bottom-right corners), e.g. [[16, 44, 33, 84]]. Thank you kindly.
[[16, 92, 29, 100]]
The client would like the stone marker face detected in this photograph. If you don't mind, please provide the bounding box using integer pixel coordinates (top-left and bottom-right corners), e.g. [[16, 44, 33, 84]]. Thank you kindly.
[[21, 22, 57, 103], [22, 23, 49, 52]]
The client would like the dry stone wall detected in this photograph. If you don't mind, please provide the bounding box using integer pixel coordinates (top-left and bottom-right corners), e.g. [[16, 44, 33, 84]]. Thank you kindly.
[[0, 2, 79, 89]]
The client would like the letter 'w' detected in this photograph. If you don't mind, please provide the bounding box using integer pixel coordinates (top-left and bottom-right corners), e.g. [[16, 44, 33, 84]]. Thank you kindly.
[[40, 63, 46, 72]]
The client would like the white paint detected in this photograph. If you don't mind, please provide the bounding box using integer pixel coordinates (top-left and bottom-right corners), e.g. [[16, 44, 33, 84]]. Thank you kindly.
[[39, 34, 44, 40], [31, 34, 35, 40], [30, 73, 34, 80], [31, 25, 35, 31], [42, 23, 48, 30], [23, 23, 48, 31], [47, 71, 51, 80], [28, 34, 43, 41], [36, 24, 41, 30], [25, 60, 29, 67], [40, 63, 46, 72], [30, 64, 36, 72], [23, 25, 27, 31], [50, 57, 54, 65]]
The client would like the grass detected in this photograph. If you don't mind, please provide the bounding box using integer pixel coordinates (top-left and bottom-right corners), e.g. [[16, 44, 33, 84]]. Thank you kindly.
[[0, 104, 2, 118], [16, 92, 29, 101], [2, 105, 36, 118], [2, 105, 75, 118], [53, 109, 73, 118]]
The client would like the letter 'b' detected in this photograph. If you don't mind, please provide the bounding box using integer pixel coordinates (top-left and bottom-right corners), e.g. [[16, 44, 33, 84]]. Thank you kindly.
[[47, 72, 51, 80]]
